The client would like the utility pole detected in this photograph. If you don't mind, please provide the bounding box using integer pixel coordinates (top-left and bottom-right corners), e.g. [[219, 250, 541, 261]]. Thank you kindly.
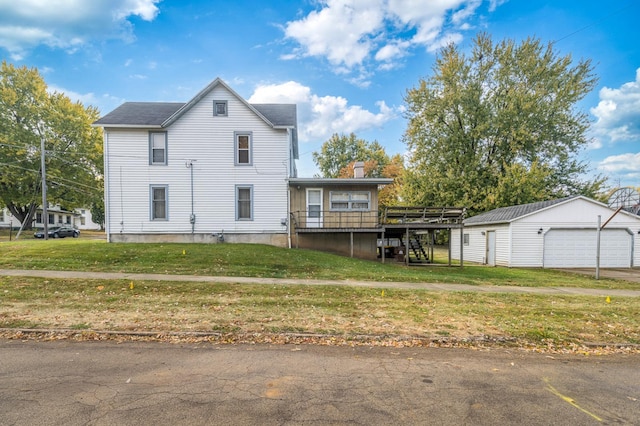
[[41, 133, 48, 240], [596, 206, 624, 280]]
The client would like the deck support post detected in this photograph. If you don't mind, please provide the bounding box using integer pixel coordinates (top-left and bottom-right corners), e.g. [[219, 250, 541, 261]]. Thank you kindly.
[[405, 227, 409, 266], [350, 232, 354, 258]]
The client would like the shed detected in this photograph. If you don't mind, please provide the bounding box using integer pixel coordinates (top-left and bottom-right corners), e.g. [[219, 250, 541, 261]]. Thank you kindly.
[[451, 196, 640, 268]]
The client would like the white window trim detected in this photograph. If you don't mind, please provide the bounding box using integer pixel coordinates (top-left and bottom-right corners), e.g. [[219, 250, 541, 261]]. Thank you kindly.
[[149, 131, 168, 165], [236, 185, 254, 221], [150, 185, 169, 221], [234, 131, 252, 166], [329, 191, 371, 211]]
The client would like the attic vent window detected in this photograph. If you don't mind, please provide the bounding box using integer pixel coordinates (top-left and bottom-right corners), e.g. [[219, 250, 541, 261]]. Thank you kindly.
[[213, 100, 228, 116]]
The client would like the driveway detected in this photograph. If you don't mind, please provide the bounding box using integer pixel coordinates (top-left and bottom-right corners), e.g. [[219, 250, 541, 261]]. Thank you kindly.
[[1, 340, 638, 425]]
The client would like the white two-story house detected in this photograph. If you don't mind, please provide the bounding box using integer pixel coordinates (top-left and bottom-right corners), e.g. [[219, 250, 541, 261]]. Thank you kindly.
[[94, 78, 298, 245]]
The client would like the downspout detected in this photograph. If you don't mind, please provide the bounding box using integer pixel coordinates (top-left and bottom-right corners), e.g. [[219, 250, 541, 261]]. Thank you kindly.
[[287, 185, 292, 249], [186, 160, 196, 234], [286, 128, 293, 249]]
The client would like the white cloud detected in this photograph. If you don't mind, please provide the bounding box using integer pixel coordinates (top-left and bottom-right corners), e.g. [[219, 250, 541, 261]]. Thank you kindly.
[[598, 152, 640, 186], [598, 152, 640, 173], [590, 68, 640, 146], [375, 39, 411, 63], [283, 0, 489, 77], [0, 0, 161, 57], [47, 84, 124, 113], [283, 0, 386, 68], [248, 81, 398, 142], [426, 32, 463, 53]]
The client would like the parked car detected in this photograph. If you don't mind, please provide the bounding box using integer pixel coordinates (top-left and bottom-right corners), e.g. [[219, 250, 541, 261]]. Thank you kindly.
[[34, 226, 80, 239]]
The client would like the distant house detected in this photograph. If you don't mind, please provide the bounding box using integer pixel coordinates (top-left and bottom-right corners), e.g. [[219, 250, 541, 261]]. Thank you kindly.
[[451, 196, 640, 268], [1, 206, 93, 230], [74, 208, 102, 230]]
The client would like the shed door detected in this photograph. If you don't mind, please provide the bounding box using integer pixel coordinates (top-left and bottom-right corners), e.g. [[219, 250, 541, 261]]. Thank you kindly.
[[486, 231, 496, 266], [543, 229, 631, 268]]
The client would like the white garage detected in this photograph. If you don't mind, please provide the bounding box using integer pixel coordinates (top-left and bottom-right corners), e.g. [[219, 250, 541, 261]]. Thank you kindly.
[[543, 229, 632, 268], [451, 196, 640, 268]]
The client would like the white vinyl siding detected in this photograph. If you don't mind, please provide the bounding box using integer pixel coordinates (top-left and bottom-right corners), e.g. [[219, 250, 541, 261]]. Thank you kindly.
[[103, 84, 290, 236], [452, 198, 640, 268]]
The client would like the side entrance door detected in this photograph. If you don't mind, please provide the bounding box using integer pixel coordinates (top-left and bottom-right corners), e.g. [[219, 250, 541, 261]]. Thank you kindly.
[[306, 188, 323, 228]]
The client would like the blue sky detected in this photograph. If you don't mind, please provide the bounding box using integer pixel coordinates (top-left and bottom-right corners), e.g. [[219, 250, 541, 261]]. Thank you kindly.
[[1, 0, 638, 188]]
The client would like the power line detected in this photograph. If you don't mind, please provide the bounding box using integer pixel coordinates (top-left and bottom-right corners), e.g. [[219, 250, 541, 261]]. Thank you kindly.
[[552, 2, 634, 44]]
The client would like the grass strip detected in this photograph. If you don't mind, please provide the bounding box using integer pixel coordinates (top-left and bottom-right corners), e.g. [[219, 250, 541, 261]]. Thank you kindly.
[[0, 239, 634, 289], [1, 276, 638, 348]]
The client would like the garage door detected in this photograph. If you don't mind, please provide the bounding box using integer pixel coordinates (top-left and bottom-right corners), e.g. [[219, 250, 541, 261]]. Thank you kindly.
[[543, 229, 632, 268]]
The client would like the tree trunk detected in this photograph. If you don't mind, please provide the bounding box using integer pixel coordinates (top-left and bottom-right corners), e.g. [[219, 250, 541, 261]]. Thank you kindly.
[[7, 202, 37, 230]]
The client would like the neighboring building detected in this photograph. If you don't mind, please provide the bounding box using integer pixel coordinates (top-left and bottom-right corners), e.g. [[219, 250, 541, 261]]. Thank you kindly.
[[451, 196, 640, 268], [94, 78, 299, 245], [1, 206, 90, 229], [33, 206, 76, 228], [0, 208, 10, 228], [74, 208, 102, 230]]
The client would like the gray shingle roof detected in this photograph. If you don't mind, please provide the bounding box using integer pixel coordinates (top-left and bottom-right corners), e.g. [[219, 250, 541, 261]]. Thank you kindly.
[[252, 104, 297, 127], [94, 102, 297, 128], [94, 102, 184, 126], [93, 78, 299, 159], [465, 196, 577, 225]]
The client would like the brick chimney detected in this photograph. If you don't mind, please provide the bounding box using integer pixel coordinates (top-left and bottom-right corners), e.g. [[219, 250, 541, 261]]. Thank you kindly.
[[353, 161, 365, 178]]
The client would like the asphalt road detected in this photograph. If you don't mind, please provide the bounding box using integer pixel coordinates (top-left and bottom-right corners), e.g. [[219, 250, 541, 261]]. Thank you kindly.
[[1, 340, 638, 425]]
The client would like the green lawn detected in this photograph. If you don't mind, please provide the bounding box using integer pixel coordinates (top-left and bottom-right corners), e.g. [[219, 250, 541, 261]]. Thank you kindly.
[[0, 238, 635, 289], [0, 239, 638, 350]]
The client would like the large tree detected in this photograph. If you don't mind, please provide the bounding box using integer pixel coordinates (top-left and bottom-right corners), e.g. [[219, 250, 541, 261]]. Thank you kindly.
[[402, 33, 604, 214], [0, 61, 103, 228], [312, 133, 391, 178], [313, 133, 403, 207]]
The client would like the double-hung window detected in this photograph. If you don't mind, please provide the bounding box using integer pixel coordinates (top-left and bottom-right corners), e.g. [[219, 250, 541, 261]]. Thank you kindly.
[[235, 132, 252, 165], [149, 132, 167, 165], [329, 191, 370, 211], [236, 185, 253, 220], [150, 185, 168, 220]]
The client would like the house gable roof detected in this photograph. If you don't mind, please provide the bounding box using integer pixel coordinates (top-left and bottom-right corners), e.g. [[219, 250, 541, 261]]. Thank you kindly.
[[94, 77, 299, 159], [464, 196, 577, 225], [93, 102, 184, 127], [93, 78, 297, 129]]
